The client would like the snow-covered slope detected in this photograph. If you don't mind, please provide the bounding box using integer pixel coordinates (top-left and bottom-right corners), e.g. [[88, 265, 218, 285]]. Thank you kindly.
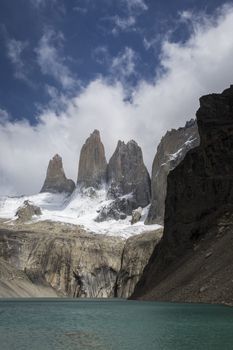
[[0, 188, 161, 238]]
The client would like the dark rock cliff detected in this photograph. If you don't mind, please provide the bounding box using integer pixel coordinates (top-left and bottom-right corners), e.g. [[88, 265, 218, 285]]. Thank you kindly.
[[40, 154, 75, 194], [146, 119, 199, 225], [132, 86, 233, 304]]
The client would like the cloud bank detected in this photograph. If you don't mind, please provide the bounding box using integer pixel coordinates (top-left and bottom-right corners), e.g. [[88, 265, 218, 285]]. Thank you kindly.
[[1, 4, 233, 195]]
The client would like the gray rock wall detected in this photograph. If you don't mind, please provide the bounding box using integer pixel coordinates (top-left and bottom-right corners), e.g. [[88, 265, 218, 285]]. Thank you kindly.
[[0, 220, 162, 298], [146, 119, 199, 224]]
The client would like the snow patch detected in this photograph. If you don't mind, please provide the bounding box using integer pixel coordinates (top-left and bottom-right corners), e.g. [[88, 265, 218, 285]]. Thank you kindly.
[[0, 189, 162, 238]]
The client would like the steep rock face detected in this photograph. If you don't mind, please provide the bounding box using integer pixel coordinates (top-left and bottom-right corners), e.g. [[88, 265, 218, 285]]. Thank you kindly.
[[146, 119, 199, 224], [0, 220, 162, 298], [40, 154, 75, 194], [132, 86, 233, 303], [116, 229, 163, 298], [77, 130, 107, 188], [0, 221, 124, 298], [107, 140, 151, 209], [0, 258, 58, 297]]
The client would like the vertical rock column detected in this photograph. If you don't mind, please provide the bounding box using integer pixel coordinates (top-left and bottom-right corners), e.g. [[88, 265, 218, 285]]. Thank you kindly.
[[40, 154, 75, 194], [77, 130, 107, 188]]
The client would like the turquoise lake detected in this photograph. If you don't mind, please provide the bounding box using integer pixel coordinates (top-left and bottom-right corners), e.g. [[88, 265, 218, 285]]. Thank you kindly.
[[0, 299, 233, 350]]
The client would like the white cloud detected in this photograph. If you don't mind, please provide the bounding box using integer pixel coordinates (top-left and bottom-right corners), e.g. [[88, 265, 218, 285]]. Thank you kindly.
[[6, 38, 29, 82], [30, 0, 57, 8], [1, 4, 233, 195], [110, 47, 137, 80], [112, 15, 136, 34], [124, 0, 148, 12], [93, 46, 137, 83], [73, 6, 88, 14], [35, 29, 76, 89], [0, 108, 10, 124], [111, 0, 148, 34]]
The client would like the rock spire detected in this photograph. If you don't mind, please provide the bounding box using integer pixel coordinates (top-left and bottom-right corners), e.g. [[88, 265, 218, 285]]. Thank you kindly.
[[40, 154, 75, 194]]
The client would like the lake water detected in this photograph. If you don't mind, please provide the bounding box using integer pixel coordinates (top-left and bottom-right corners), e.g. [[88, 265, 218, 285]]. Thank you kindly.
[[0, 299, 233, 350]]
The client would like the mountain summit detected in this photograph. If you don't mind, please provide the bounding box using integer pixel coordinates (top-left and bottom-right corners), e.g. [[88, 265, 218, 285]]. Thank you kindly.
[[40, 154, 75, 194], [107, 140, 151, 208], [77, 130, 107, 188]]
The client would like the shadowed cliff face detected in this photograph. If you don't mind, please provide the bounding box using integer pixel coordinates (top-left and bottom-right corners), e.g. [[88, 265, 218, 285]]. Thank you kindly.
[[132, 86, 233, 303], [116, 229, 162, 298], [41, 154, 75, 194], [0, 220, 161, 298], [77, 130, 107, 188], [146, 120, 199, 225]]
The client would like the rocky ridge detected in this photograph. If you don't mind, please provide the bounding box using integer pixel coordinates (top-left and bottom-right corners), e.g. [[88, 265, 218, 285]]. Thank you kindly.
[[132, 86, 233, 304], [146, 119, 199, 224]]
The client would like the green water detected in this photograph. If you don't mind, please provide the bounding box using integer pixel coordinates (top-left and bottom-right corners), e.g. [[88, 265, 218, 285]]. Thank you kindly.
[[0, 299, 233, 350]]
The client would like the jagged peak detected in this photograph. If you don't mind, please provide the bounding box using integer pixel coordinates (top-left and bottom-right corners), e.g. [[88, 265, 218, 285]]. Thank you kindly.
[[116, 140, 126, 148], [116, 139, 139, 150], [53, 153, 61, 159], [90, 129, 100, 138], [40, 154, 75, 194], [127, 139, 139, 147], [50, 154, 63, 165], [217, 84, 233, 97], [77, 129, 107, 188]]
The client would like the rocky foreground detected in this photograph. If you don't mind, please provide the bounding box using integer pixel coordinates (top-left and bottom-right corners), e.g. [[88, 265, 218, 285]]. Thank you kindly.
[[132, 86, 233, 305], [0, 219, 162, 298]]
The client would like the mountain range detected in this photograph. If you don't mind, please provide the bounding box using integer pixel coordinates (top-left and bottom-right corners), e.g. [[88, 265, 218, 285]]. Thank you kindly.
[[0, 86, 232, 303]]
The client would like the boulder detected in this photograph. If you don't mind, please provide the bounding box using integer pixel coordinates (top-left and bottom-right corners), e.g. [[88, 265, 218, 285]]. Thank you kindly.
[[131, 207, 142, 225]]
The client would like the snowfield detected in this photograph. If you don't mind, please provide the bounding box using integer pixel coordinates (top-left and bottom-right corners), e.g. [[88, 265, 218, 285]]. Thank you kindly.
[[0, 188, 162, 238]]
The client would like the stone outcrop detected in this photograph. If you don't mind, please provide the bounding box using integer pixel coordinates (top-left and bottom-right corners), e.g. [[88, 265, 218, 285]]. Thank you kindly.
[[40, 154, 75, 194], [15, 200, 42, 222], [146, 119, 199, 225], [131, 207, 142, 225], [77, 130, 107, 188], [0, 219, 162, 298], [117, 229, 163, 298], [107, 140, 151, 209], [132, 86, 233, 304], [95, 198, 129, 222]]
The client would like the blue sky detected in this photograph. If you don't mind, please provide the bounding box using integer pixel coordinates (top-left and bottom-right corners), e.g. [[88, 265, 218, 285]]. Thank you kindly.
[[0, 0, 233, 194], [0, 0, 228, 121]]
